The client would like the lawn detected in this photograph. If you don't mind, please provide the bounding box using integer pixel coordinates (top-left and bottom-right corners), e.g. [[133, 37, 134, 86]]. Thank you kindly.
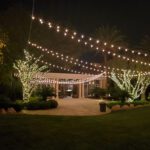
[[0, 107, 150, 150]]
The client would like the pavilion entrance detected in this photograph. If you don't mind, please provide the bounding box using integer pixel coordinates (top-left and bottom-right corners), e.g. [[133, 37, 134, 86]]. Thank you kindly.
[[36, 72, 106, 99]]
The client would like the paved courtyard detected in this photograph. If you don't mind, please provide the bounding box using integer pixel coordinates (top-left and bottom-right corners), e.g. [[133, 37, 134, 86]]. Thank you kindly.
[[23, 99, 111, 116]]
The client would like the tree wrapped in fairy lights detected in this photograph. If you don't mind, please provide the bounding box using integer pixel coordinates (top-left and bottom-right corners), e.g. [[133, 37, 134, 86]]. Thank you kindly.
[[110, 70, 150, 101], [14, 50, 47, 102]]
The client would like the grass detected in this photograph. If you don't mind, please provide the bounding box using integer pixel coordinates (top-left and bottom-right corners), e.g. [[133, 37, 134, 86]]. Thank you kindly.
[[0, 107, 150, 150]]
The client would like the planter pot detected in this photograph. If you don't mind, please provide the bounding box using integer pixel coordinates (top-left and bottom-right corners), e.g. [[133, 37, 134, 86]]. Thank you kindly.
[[99, 103, 106, 112]]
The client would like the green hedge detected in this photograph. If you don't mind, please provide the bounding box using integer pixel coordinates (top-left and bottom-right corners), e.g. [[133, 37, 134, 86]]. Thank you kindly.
[[106, 100, 149, 109], [25, 100, 58, 110], [0, 100, 58, 111], [106, 101, 128, 109], [0, 102, 23, 112], [131, 100, 149, 106]]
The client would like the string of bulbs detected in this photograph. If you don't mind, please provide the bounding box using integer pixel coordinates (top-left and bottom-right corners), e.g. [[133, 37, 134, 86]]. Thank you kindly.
[[28, 41, 150, 75], [31, 15, 150, 67]]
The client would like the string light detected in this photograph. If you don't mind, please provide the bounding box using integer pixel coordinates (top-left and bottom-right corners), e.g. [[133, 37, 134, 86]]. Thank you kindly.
[[32, 16, 150, 67], [28, 41, 122, 72], [28, 41, 150, 76], [32, 15, 150, 60]]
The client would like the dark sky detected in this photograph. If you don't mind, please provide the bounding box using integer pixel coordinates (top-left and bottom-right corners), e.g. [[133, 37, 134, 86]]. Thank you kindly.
[[1, 0, 150, 44]]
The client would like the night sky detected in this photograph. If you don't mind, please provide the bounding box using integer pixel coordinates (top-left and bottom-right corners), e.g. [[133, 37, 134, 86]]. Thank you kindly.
[[1, 0, 150, 44]]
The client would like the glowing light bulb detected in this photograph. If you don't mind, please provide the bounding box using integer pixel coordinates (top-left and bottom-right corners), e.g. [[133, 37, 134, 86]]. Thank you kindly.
[[64, 33, 67, 36], [111, 44, 114, 48], [39, 19, 43, 24], [65, 29, 68, 32], [78, 39, 81, 42], [57, 26, 60, 29], [73, 32, 77, 35], [84, 42, 87, 45], [49, 24, 52, 28], [32, 16, 35, 20], [89, 37, 92, 41], [96, 40, 100, 43], [145, 53, 148, 56], [81, 35, 84, 38], [104, 42, 107, 46], [57, 29, 60, 32]]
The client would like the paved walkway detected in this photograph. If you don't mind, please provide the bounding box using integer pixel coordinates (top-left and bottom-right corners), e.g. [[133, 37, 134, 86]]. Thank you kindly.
[[23, 99, 111, 116]]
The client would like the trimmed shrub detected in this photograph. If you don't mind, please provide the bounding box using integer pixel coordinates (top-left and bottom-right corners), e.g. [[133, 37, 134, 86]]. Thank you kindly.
[[33, 86, 56, 101], [0, 102, 23, 112], [48, 100, 58, 108], [106, 101, 121, 109], [107, 100, 149, 109], [91, 87, 107, 98], [106, 101, 130, 109], [12, 103, 24, 112], [25, 100, 58, 110], [131, 100, 149, 106]]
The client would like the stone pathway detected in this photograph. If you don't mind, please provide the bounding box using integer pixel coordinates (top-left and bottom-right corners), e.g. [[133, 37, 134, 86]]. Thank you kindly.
[[23, 99, 111, 116]]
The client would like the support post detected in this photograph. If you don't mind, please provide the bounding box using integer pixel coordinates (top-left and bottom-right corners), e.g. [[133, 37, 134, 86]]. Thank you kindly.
[[79, 83, 81, 98], [82, 83, 85, 98], [56, 79, 59, 99]]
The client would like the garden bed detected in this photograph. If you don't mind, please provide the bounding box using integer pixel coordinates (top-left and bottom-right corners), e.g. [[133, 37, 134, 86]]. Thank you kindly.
[[106, 100, 150, 112], [0, 100, 58, 114]]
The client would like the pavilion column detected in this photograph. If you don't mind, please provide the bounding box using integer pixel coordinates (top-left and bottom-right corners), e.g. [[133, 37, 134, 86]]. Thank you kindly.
[[86, 83, 89, 98], [56, 79, 59, 99], [82, 83, 85, 98], [100, 79, 103, 88], [79, 83, 82, 98]]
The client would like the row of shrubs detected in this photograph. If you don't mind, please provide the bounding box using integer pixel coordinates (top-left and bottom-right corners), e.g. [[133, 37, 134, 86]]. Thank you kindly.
[[0, 100, 58, 112], [106, 100, 149, 109]]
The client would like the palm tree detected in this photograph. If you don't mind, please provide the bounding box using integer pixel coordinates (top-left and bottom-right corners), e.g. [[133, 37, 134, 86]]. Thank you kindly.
[[95, 25, 126, 88], [95, 25, 126, 46]]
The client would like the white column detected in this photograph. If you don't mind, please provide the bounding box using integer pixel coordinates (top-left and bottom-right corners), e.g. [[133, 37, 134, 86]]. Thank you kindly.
[[56, 79, 59, 99], [82, 83, 85, 98], [86, 83, 89, 98], [79, 83, 82, 98]]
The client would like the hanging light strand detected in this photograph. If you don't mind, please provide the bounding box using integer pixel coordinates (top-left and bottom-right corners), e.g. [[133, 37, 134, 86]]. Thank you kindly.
[[28, 41, 150, 75], [31, 16, 150, 66]]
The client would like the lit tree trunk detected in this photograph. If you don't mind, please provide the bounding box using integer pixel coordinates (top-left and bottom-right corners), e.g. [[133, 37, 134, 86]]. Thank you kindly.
[[110, 70, 150, 101], [14, 50, 47, 102]]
